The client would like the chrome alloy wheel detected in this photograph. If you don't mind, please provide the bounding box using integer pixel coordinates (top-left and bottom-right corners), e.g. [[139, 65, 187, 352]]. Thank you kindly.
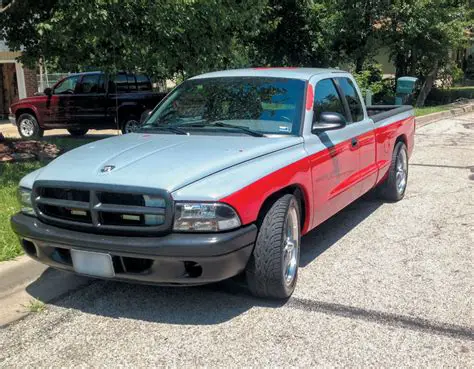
[[283, 205, 300, 285], [396, 148, 408, 195], [19, 118, 35, 137], [124, 119, 140, 133]]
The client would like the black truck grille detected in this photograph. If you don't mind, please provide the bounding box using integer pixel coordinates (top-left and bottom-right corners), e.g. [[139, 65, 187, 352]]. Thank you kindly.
[[32, 181, 173, 236]]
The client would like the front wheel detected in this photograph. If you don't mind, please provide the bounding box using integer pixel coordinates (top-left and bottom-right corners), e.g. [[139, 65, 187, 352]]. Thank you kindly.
[[376, 141, 409, 201], [17, 113, 44, 139], [246, 194, 301, 299], [67, 128, 89, 137]]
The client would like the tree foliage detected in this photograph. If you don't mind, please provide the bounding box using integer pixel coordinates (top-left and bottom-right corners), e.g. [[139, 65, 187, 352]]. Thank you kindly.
[[0, 0, 470, 105]]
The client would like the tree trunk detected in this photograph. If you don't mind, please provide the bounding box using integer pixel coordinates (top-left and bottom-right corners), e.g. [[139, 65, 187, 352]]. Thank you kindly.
[[415, 61, 439, 107]]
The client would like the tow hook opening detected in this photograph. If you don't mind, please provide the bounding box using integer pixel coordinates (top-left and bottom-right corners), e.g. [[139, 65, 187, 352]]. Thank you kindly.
[[184, 261, 203, 278], [22, 239, 37, 257]]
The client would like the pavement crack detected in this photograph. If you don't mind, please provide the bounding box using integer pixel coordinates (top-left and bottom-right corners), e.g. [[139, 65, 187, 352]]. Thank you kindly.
[[286, 297, 474, 342]]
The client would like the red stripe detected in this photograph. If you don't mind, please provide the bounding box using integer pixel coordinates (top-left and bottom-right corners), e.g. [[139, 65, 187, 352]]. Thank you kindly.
[[220, 116, 414, 234]]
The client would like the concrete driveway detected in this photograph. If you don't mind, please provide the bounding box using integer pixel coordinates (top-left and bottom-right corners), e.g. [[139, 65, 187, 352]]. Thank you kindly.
[[0, 121, 118, 138], [0, 114, 472, 367]]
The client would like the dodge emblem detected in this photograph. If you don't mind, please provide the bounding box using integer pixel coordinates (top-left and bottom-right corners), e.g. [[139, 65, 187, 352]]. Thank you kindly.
[[101, 165, 115, 173]]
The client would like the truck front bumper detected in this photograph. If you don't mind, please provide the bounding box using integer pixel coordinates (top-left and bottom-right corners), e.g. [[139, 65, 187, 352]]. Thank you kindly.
[[11, 213, 257, 285]]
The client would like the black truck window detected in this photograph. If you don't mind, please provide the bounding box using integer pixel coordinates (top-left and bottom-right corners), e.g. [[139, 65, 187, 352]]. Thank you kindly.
[[136, 74, 152, 91], [313, 79, 345, 122], [78, 74, 102, 94], [336, 77, 364, 122]]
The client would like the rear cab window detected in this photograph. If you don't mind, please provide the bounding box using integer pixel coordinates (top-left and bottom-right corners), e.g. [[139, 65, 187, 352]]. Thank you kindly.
[[335, 77, 364, 122]]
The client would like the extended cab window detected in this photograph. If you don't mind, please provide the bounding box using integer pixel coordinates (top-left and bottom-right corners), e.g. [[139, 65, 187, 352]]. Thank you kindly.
[[136, 74, 152, 91], [336, 77, 364, 122], [77, 74, 105, 94], [54, 75, 80, 94], [313, 79, 345, 122], [143, 77, 305, 136]]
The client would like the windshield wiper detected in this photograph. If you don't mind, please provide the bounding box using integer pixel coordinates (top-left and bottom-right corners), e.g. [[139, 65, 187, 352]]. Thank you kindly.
[[140, 125, 188, 135], [176, 121, 265, 137]]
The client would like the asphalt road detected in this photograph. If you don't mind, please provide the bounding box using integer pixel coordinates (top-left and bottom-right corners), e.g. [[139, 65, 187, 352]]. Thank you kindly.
[[1, 114, 473, 367]]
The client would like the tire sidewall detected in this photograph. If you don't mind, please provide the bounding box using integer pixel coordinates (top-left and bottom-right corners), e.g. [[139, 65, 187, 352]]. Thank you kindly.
[[121, 115, 140, 134], [392, 142, 408, 200], [281, 196, 301, 296], [17, 113, 42, 139]]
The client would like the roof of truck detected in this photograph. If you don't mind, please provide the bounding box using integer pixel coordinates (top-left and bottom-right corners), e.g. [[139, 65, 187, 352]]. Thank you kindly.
[[191, 67, 348, 81]]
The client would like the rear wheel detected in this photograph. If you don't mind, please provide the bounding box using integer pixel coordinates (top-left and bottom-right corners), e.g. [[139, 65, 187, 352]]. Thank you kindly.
[[121, 115, 141, 134], [376, 141, 409, 201], [67, 128, 89, 137], [246, 194, 301, 299], [17, 113, 44, 139]]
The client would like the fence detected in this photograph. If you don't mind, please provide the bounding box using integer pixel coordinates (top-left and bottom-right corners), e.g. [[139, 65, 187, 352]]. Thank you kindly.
[[37, 73, 69, 92]]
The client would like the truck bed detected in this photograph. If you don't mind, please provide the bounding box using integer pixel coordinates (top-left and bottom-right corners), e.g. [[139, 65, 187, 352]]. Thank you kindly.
[[367, 105, 413, 123]]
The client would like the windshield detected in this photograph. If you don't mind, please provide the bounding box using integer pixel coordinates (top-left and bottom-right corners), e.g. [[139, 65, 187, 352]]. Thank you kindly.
[[142, 77, 305, 136]]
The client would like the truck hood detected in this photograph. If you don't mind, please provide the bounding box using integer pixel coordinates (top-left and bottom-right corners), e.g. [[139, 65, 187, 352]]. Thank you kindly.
[[35, 133, 303, 192]]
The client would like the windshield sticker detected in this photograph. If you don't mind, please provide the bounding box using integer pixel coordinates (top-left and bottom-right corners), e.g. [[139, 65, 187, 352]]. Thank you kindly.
[[279, 126, 291, 133]]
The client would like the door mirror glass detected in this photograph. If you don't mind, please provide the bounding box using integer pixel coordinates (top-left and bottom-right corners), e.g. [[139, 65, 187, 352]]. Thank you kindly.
[[44, 88, 52, 96], [312, 112, 346, 132]]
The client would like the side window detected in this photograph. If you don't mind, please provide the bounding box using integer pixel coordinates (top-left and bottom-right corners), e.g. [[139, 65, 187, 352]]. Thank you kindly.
[[77, 74, 101, 94], [313, 79, 345, 122], [136, 74, 152, 91], [112, 73, 128, 93], [127, 74, 137, 91], [336, 78, 364, 122], [54, 75, 80, 94]]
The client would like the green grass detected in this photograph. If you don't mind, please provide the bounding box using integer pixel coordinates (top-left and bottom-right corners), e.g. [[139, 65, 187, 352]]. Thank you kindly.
[[414, 105, 451, 117], [0, 162, 43, 261], [23, 298, 46, 313], [0, 135, 105, 262]]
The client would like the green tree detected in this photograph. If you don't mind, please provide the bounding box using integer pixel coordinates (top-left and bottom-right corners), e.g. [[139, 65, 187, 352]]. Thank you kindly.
[[381, 0, 469, 105], [0, 0, 266, 79]]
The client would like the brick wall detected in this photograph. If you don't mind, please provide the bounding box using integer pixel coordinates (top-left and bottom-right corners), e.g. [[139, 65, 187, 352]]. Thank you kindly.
[[23, 67, 37, 97]]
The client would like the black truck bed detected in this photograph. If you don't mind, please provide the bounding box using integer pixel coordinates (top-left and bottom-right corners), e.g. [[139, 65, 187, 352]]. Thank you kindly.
[[366, 105, 413, 123]]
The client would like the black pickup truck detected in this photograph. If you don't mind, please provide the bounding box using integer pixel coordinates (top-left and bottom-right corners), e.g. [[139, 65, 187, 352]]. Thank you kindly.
[[9, 71, 167, 138]]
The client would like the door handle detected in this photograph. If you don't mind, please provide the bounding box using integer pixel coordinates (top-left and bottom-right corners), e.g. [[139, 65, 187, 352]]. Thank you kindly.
[[351, 137, 358, 148]]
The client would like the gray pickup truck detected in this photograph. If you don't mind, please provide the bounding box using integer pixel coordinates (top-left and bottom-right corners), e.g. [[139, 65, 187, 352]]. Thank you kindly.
[[11, 68, 415, 299]]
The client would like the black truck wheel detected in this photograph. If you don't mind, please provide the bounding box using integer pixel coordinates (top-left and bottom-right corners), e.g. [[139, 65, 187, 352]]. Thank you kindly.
[[121, 115, 141, 134], [246, 194, 301, 299], [67, 128, 89, 137], [376, 141, 409, 202], [17, 113, 44, 139]]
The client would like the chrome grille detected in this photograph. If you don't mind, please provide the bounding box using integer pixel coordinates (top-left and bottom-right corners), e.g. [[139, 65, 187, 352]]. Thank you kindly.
[[32, 181, 173, 235]]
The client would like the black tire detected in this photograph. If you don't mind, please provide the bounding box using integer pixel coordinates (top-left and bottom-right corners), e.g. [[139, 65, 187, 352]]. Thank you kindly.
[[17, 113, 44, 139], [246, 194, 301, 299], [376, 141, 409, 202], [67, 128, 89, 137], [121, 114, 140, 134]]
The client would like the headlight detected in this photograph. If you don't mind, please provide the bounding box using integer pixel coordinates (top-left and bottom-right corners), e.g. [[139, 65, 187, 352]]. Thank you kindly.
[[173, 202, 241, 232], [18, 188, 35, 216]]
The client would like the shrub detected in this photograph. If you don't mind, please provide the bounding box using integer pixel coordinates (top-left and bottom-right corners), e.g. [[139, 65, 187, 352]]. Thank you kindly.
[[425, 87, 474, 105]]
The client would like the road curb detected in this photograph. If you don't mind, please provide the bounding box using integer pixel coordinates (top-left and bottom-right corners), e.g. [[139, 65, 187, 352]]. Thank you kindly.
[[0, 255, 90, 326], [416, 103, 474, 127]]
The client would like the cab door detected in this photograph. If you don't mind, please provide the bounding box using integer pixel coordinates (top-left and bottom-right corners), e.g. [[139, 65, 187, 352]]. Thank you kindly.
[[303, 78, 361, 227], [73, 73, 107, 126], [44, 75, 80, 127], [334, 77, 377, 196]]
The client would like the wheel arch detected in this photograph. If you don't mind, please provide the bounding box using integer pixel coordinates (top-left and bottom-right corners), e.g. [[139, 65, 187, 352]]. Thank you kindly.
[[395, 134, 407, 147], [117, 102, 146, 122], [256, 184, 310, 234], [15, 107, 39, 123]]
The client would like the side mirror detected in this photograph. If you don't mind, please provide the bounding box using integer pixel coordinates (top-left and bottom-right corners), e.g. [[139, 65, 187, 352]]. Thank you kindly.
[[312, 112, 347, 132], [140, 109, 152, 124], [44, 88, 52, 96]]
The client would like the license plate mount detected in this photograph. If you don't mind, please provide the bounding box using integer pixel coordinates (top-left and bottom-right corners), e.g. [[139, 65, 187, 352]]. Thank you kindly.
[[71, 249, 115, 278]]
